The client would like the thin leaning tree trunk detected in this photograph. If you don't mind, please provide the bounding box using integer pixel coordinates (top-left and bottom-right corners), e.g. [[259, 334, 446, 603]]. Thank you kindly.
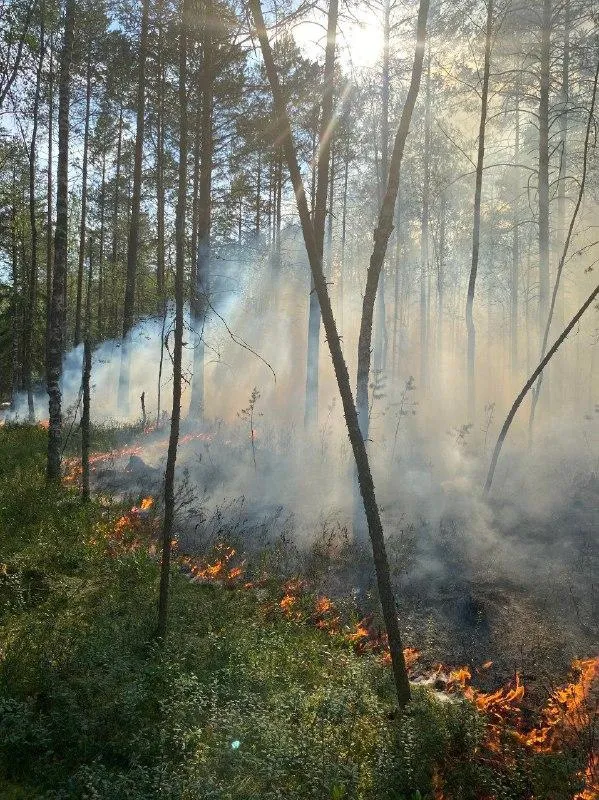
[[248, 0, 429, 708], [47, 0, 74, 482], [484, 280, 599, 494], [157, 0, 189, 639]]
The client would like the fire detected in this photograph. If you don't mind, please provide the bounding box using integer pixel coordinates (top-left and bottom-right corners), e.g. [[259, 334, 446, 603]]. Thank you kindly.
[[314, 596, 334, 616], [403, 647, 420, 669], [131, 496, 154, 515], [440, 655, 599, 790], [280, 594, 297, 614], [348, 621, 370, 643], [178, 432, 213, 446], [185, 544, 246, 586], [575, 753, 598, 800], [38, 419, 49, 429]]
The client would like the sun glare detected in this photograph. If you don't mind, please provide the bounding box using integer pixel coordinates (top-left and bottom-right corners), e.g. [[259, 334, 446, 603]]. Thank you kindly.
[[293, 14, 383, 70]]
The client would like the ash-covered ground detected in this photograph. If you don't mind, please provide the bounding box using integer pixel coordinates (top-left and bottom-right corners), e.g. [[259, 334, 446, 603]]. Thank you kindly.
[[88, 410, 599, 688]]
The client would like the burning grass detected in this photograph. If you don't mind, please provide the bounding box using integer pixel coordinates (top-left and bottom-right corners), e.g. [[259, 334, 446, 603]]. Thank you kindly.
[[1, 424, 597, 800], [97, 493, 599, 800]]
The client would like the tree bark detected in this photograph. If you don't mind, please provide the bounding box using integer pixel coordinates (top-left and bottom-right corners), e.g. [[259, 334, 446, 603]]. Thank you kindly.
[[110, 102, 123, 333], [255, 150, 261, 234], [339, 122, 349, 334], [437, 191, 445, 359], [528, 48, 599, 437], [74, 58, 92, 347], [118, 0, 150, 411], [392, 190, 401, 381], [556, 0, 569, 332], [157, 0, 189, 639], [248, 0, 429, 709], [156, 9, 166, 305], [45, 34, 54, 369], [357, 3, 429, 442], [419, 54, 430, 393], [304, 0, 338, 429], [190, 0, 213, 421], [47, 0, 74, 482], [510, 90, 520, 377], [97, 151, 106, 339], [538, 0, 551, 347], [24, 19, 45, 422], [373, 0, 391, 375], [10, 170, 21, 408], [81, 253, 93, 503], [465, 0, 493, 421]]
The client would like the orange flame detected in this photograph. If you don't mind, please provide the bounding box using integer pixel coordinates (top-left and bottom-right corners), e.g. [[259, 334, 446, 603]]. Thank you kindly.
[[520, 656, 599, 752]]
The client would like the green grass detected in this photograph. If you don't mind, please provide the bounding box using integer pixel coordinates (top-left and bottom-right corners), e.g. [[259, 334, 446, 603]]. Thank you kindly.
[[0, 425, 589, 799]]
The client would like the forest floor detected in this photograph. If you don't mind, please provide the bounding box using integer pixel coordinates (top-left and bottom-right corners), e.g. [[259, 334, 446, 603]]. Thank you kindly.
[[0, 424, 597, 799]]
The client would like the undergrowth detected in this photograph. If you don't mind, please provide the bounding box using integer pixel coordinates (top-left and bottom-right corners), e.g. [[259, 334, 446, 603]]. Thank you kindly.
[[0, 425, 590, 799]]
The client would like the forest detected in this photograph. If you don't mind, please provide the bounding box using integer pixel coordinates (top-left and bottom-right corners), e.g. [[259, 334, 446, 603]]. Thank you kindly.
[[0, 0, 598, 795]]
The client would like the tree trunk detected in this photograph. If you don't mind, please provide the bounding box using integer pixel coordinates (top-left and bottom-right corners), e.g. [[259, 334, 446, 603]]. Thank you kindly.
[[24, 19, 45, 422], [110, 102, 123, 333], [45, 34, 54, 369], [556, 0, 569, 332], [528, 49, 598, 436], [157, 0, 189, 639], [10, 172, 21, 409], [465, 0, 493, 421], [356, 0, 429, 441], [81, 253, 93, 503], [326, 142, 334, 274], [419, 54, 431, 393], [118, 0, 150, 412], [339, 123, 349, 333], [437, 192, 445, 359], [485, 280, 599, 494], [304, 0, 338, 429], [392, 190, 401, 381], [47, 0, 74, 482], [74, 59, 92, 347], [538, 0, 551, 348], [97, 151, 106, 339], [81, 336, 91, 499], [190, 87, 201, 297], [156, 11, 166, 305], [373, 0, 391, 375], [247, 0, 429, 709], [255, 150, 261, 234], [190, 0, 213, 421], [510, 91, 520, 377]]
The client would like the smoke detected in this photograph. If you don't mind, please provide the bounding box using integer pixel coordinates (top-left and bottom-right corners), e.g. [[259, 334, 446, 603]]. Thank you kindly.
[[3, 228, 598, 668]]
